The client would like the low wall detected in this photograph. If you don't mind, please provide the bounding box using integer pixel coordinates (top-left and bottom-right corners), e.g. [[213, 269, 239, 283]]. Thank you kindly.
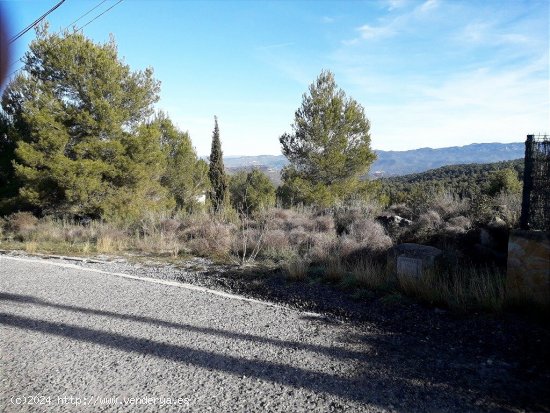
[[506, 230, 550, 306]]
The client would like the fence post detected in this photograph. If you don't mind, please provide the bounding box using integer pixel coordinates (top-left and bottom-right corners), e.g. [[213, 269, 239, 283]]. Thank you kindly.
[[519, 135, 534, 230]]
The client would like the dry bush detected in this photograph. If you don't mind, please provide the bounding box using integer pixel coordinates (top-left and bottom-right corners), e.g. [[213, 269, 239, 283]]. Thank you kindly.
[[333, 200, 382, 235], [96, 228, 129, 253], [348, 219, 393, 252], [338, 235, 362, 258], [231, 227, 263, 258], [182, 217, 235, 258], [28, 218, 65, 243], [160, 218, 182, 234], [263, 229, 290, 252], [493, 191, 522, 228], [286, 214, 316, 232], [442, 215, 472, 236], [64, 225, 95, 243], [430, 192, 470, 219], [447, 215, 471, 229], [410, 210, 443, 240], [6, 212, 38, 239], [388, 204, 413, 220], [289, 227, 309, 247], [135, 232, 182, 257], [314, 214, 335, 233], [307, 232, 338, 263]]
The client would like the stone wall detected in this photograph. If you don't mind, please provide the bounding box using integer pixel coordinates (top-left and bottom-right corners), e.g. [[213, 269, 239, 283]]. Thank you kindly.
[[506, 230, 550, 306]]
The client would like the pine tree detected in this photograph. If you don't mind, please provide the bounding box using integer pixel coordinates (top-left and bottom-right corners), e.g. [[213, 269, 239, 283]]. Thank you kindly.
[[1, 26, 172, 220], [279, 70, 376, 207], [156, 113, 209, 210], [208, 116, 228, 211]]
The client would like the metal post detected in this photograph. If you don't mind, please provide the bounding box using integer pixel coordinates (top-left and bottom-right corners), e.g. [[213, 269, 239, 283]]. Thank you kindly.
[[520, 135, 534, 230]]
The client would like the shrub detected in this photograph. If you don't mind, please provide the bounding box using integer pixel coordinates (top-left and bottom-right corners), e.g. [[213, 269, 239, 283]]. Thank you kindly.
[[348, 219, 393, 252], [493, 191, 522, 228], [263, 229, 290, 252], [307, 232, 338, 263], [429, 192, 469, 219], [229, 169, 276, 215], [289, 227, 309, 248], [314, 214, 335, 233], [6, 212, 38, 238], [181, 216, 235, 258]]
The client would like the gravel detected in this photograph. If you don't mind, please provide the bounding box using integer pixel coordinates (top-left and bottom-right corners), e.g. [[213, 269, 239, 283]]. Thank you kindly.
[[1, 251, 549, 412]]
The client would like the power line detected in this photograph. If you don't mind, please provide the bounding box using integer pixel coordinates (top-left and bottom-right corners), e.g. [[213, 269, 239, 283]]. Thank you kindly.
[[77, 0, 124, 32], [9, 0, 66, 44], [6, 0, 125, 80], [65, 0, 109, 30]]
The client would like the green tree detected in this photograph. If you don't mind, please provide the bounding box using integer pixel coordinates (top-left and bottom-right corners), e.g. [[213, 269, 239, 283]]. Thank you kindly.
[[156, 113, 209, 210], [279, 70, 376, 207], [208, 116, 228, 211], [486, 168, 522, 196], [1, 26, 172, 220], [229, 169, 276, 214], [0, 112, 20, 213]]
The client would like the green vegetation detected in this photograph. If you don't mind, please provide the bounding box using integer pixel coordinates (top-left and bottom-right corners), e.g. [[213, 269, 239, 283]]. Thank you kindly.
[[379, 159, 523, 205], [208, 116, 228, 212], [229, 169, 276, 214], [278, 70, 376, 207], [157, 113, 209, 211]]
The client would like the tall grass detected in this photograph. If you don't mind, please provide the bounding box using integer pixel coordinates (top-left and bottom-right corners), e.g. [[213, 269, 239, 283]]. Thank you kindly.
[[398, 265, 506, 312]]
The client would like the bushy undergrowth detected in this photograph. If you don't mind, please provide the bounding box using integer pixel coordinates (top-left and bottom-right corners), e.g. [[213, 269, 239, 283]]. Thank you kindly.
[[0, 196, 524, 312]]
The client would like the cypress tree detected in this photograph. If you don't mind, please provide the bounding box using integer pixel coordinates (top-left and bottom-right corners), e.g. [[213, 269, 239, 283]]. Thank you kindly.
[[208, 116, 227, 211]]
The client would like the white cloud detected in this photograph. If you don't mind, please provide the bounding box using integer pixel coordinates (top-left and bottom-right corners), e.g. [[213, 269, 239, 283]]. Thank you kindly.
[[357, 23, 395, 40], [368, 62, 549, 150], [418, 0, 438, 13], [461, 21, 530, 47], [385, 0, 408, 11]]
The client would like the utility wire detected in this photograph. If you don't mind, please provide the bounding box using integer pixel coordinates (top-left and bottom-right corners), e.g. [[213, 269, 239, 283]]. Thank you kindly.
[[65, 0, 108, 30], [9, 0, 66, 44], [76, 0, 124, 32], [6, 0, 125, 79]]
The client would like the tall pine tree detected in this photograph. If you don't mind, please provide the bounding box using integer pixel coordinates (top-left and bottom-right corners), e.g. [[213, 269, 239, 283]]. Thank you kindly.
[[279, 70, 376, 207], [208, 116, 227, 211], [1, 26, 172, 220]]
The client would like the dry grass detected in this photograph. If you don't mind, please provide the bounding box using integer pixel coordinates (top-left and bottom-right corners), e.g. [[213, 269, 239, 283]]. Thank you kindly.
[[351, 259, 394, 290], [285, 256, 310, 281], [323, 258, 346, 282], [24, 241, 38, 253], [398, 265, 506, 312]]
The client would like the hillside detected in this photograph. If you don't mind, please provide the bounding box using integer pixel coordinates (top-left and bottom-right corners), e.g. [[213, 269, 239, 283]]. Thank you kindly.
[[222, 142, 525, 178], [379, 158, 524, 200]]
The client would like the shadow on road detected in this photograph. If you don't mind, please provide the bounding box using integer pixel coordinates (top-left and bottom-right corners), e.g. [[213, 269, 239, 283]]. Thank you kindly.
[[1, 291, 548, 412]]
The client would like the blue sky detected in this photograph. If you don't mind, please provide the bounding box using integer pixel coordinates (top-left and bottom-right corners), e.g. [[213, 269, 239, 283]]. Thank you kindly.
[[2, 0, 549, 156]]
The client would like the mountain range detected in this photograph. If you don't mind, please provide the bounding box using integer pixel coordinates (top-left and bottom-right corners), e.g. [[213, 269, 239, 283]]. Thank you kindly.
[[224, 142, 525, 178]]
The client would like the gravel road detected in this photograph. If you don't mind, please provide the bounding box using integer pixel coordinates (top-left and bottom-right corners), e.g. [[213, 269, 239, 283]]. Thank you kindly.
[[0, 254, 548, 412]]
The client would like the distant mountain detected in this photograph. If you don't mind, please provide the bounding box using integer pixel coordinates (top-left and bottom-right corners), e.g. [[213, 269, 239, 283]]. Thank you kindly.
[[371, 142, 524, 177], [222, 142, 525, 179]]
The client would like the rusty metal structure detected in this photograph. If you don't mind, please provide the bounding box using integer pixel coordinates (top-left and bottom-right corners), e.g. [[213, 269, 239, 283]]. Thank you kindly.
[[520, 134, 550, 231]]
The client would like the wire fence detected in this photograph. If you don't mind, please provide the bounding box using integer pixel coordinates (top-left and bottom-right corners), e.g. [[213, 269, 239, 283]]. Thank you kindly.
[[520, 134, 550, 231]]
